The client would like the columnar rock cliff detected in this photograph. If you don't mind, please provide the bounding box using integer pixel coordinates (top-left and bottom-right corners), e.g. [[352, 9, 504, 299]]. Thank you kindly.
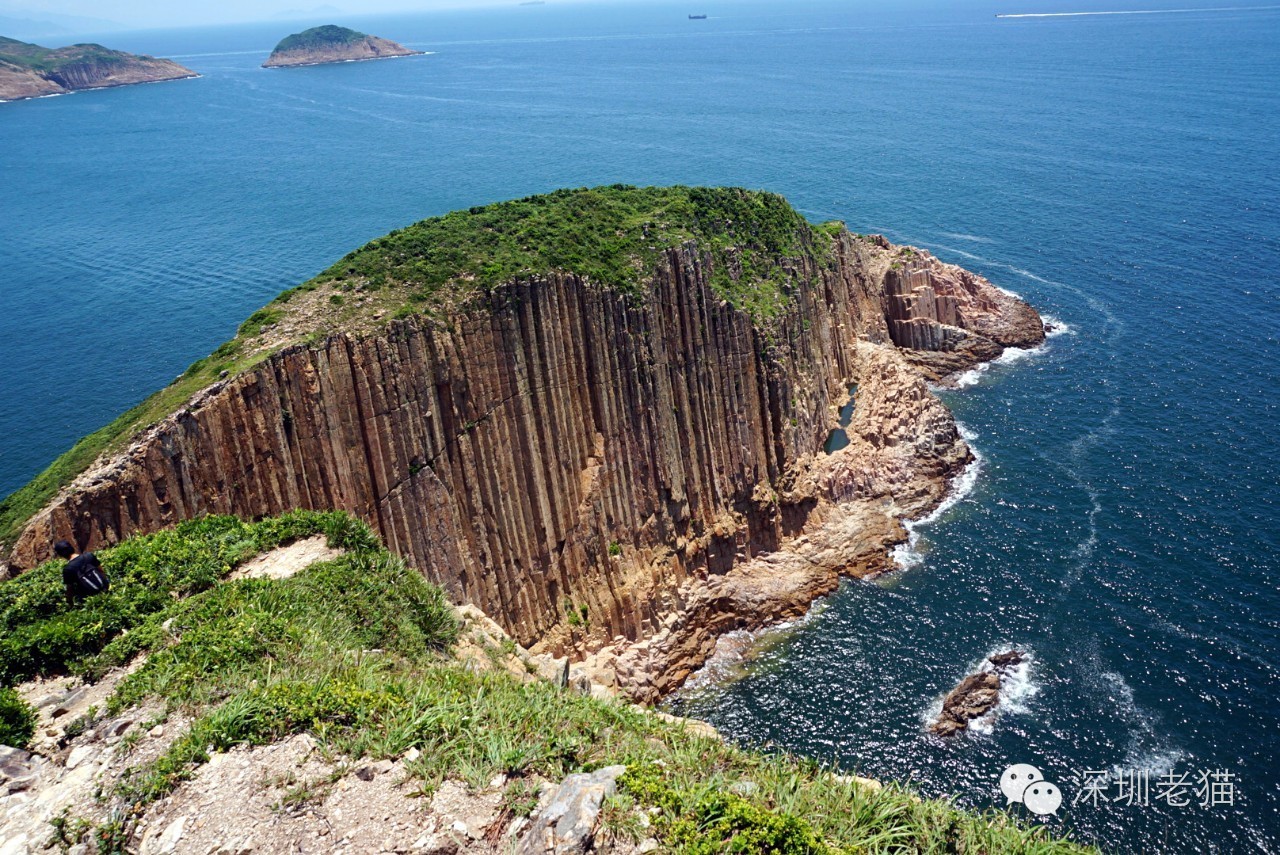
[[2, 188, 1042, 699], [0, 36, 196, 102]]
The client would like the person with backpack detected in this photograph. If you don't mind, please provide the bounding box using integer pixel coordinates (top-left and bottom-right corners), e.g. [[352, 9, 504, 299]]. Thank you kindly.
[[54, 540, 110, 605]]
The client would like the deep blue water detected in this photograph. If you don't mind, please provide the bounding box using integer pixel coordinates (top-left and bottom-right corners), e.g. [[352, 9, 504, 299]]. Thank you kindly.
[[2, 1, 1278, 851]]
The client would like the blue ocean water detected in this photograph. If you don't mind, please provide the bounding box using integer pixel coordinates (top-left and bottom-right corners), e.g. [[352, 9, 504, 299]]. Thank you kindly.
[[2, 1, 1277, 850]]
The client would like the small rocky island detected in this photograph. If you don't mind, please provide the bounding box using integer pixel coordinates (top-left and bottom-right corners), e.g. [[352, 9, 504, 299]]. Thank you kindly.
[[262, 25, 422, 69], [0, 36, 196, 102], [929, 650, 1027, 736]]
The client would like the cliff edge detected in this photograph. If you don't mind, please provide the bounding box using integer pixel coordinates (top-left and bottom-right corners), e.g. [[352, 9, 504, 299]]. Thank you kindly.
[[263, 25, 423, 68], [0, 36, 197, 102], [0, 186, 1044, 701]]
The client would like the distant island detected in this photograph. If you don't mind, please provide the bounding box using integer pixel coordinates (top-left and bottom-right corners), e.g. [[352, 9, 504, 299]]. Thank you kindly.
[[262, 25, 422, 69], [0, 36, 196, 102]]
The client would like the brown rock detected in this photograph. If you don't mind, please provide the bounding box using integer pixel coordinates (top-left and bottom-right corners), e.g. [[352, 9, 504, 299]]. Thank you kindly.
[[928, 650, 1027, 736], [0, 39, 197, 103]]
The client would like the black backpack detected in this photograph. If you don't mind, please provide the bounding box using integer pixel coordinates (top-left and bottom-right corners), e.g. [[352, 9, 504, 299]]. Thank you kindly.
[[69, 554, 110, 598]]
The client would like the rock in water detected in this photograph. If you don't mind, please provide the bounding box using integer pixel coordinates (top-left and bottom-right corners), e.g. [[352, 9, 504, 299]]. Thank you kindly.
[[262, 25, 423, 68], [929, 650, 1025, 736]]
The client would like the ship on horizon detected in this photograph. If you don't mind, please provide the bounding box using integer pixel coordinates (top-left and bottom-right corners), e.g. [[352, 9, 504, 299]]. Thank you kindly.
[[689, 14, 708, 20]]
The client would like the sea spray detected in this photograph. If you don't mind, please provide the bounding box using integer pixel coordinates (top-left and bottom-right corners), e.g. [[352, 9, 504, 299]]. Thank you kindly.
[[891, 423, 984, 571]]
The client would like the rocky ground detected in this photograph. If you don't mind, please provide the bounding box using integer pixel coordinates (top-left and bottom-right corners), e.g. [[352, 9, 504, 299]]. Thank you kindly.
[[0, 541, 697, 855]]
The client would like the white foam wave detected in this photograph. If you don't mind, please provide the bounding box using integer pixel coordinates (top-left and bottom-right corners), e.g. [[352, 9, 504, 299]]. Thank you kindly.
[[676, 601, 829, 694], [924, 646, 1039, 736], [998, 6, 1280, 19], [952, 365, 987, 388], [1097, 668, 1186, 776], [993, 345, 1036, 366], [1040, 314, 1075, 337], [951, 339, 1046, 389], [949, 311, 1071, 389], [892, 424, 983, 570], [1113, 747, 1186, 778]]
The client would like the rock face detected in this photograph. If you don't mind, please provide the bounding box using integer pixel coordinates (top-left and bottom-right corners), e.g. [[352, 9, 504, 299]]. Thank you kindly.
[[263, 25, 423, 69], [3, 202, 1042, 700], [0, 36, 197, 102], [517, 765, 627, 854], [929, 650, 1027, 736]]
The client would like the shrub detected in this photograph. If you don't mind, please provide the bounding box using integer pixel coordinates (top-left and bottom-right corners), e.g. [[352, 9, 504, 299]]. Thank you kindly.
[[0, 687, 36, 749], [0, 511, 385, 685], [236, 307, 283, 338]]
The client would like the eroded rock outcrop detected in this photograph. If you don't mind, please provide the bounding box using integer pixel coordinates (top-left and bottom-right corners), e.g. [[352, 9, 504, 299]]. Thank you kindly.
[[3, 191, 1043, 701], [0, 36, 196, 102], [928, 650, 1027, 737]]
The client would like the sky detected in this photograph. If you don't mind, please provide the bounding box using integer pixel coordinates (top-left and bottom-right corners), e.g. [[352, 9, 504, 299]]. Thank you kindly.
[[0, 0, 551, 31]]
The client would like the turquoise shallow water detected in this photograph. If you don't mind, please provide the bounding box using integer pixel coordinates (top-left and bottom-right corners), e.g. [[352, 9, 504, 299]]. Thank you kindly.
[[2, 1, 1278, 850]]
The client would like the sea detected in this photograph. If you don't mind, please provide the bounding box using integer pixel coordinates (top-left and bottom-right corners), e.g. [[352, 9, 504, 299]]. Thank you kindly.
[[1, 1, 1277, 850]]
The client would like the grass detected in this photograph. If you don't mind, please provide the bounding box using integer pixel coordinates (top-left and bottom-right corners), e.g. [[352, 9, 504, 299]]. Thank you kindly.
[[0, 513, 1094, 854], [303, 185, 827, 316], [0, 510, 379, 686], [0, 36, 133, 74]]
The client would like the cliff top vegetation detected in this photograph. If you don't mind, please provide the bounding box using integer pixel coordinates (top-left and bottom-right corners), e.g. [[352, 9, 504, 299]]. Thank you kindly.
[[0, 512, 1096, 854], [271, 25, 368, 53], [301, 184, 825, 317], [0, 36, 139, 72], [0, 186, 848, 549]]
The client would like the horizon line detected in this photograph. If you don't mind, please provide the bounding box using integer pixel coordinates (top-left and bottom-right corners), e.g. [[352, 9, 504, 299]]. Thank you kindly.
[[996, 5, 1280, 18]]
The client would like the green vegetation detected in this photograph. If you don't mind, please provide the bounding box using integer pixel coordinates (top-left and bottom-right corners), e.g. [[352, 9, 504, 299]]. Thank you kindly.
[[0, 36, 132, 74], [236, 306, 284, 338], [306, 185, 826, 317], [0, 513, 1090, 853], [271, 25, 367, 54], [0, 510, 379, 685], [0, 685, 36, 749]]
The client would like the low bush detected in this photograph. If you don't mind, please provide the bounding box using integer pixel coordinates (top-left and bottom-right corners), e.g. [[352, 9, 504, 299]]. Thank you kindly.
[[0, 686, 36, 749], [0, 510, 384, 685]]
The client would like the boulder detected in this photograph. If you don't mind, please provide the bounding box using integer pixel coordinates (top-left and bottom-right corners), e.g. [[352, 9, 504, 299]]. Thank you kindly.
[[928, 650, 1025, 736], [517, 765, 627, 854]]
